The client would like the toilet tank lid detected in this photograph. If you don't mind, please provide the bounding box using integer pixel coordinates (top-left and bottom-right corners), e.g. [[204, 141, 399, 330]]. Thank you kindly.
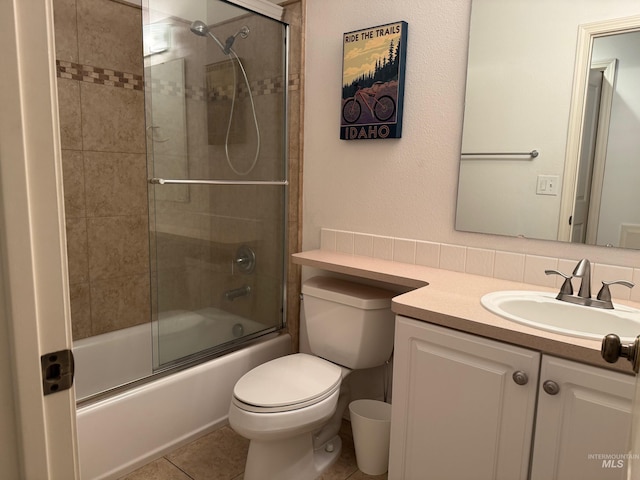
[[301, 276, 394, 310]]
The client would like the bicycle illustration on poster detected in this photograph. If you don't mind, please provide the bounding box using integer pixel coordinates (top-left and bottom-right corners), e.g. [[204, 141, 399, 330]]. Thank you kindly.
[[340, 21, 408, 140]]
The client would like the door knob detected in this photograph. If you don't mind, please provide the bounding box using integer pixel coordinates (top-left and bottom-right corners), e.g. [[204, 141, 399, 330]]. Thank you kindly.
[[601, 334, 640, 373]]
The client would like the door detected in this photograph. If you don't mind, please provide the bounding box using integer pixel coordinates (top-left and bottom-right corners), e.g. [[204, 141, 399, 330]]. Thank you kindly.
[[600, 334, 640, 480], [570, 59, 617, 244], [628, 371, 640, 480], [389, 316, 540, 479], [0, 0, 79, 478], [571, 68, 602, 243]]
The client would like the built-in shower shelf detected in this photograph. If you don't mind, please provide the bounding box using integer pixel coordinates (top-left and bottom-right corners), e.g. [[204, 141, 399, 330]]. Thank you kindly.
[[292, 250, 429, 289]]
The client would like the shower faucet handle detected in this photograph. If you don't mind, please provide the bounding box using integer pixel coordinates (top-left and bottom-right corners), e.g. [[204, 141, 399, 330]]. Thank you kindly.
[[234, 245, 256, 274]]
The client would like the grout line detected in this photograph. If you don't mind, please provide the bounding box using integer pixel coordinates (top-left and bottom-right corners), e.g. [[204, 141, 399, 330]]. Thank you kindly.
[[164, 457, 197, 480]]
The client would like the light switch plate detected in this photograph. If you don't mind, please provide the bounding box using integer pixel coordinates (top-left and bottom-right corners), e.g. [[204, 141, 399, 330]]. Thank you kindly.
[[536, 175, 559, 195]]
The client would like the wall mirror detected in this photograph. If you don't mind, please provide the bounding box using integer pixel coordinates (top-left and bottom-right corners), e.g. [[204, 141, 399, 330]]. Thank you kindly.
[[456, 0, 640, 249]]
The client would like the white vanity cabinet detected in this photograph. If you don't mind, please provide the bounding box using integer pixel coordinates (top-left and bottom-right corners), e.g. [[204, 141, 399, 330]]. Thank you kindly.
[[530, 355, 634, 480], [389, 315, 635, 480], [389, 315, 541, 480]]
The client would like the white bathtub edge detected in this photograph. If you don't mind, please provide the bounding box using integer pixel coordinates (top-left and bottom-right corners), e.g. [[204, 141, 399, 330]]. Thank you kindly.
[[77, 333, 291, 479], [96, 417, 228, 480]]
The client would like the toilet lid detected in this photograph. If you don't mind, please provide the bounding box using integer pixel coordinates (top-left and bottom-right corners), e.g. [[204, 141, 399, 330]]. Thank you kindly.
[[233, 353, 342, 411]]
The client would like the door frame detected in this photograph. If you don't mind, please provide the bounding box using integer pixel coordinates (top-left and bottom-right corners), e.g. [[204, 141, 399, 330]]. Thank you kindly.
[[558, 15, 640, 242], [0, 0, 79, 478]]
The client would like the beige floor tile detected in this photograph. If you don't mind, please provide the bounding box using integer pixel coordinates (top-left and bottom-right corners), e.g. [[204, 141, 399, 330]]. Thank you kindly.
[[123, 419, 387, 480], [166, 426, 249, 480], [119, 457, 191, 480], [347, 471, 388, 480]]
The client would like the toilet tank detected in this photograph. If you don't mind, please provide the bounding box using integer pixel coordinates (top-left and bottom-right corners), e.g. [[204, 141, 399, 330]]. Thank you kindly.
[[302, 276, 395, 369]]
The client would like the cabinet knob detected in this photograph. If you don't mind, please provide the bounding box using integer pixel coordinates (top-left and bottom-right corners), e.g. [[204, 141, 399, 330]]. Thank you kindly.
[[543, 380, 560, 395], [512, 371, 529, 385], [601, 334, 640, 373]]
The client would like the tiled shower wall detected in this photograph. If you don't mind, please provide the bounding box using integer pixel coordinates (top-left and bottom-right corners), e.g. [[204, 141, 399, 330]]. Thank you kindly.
[[53, 0, 304, 348], [54, 0, 149, 340]]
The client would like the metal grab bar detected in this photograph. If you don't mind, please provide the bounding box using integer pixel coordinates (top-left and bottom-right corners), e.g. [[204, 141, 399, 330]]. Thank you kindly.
[[460, 150, 539, 158], [149, 178, 288, 186]]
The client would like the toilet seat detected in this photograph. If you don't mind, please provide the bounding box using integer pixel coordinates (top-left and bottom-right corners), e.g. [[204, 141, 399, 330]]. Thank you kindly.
[[232, 353, 342, 413]]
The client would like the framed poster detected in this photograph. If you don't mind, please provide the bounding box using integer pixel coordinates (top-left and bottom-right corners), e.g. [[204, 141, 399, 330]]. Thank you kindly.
[[340, 21, 408, 140]]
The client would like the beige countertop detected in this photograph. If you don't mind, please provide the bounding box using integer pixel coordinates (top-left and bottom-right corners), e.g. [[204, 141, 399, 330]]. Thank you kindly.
[[293, 250, 639, 374]]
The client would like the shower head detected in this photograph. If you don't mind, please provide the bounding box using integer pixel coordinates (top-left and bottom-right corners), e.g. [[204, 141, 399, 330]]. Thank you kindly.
[[190, 19, 249, 55], [190, 19, 227, 53], [190, 20, 210, 37]]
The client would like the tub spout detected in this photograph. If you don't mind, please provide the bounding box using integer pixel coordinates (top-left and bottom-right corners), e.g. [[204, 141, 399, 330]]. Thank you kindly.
[[225, 285, 251, 301]]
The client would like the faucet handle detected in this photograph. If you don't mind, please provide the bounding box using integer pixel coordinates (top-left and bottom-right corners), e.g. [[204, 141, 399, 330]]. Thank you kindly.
[[545, 270, 573, 295], [596, 280, 635, 302]]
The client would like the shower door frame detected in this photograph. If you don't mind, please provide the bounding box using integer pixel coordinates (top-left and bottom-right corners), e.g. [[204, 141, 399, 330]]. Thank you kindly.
[[224, 0, 284, 21]]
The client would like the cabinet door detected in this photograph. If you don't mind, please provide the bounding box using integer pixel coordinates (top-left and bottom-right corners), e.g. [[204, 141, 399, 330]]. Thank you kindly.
[[389, 316, 540, 480], [530, 355, 634, 480]]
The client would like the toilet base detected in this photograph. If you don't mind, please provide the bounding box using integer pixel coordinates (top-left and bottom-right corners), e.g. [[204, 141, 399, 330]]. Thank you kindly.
[[243, 432, 342, 480], [313, 434, 342, 476]]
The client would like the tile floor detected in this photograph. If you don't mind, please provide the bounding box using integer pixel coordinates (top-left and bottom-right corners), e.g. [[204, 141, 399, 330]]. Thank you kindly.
[[119, 420, 388, 480]]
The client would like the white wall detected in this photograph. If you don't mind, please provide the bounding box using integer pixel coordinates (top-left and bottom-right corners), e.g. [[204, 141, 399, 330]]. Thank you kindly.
[[303, 0, 640, 269], [457, 1, 640, 242], [458, 1, 593, 241]]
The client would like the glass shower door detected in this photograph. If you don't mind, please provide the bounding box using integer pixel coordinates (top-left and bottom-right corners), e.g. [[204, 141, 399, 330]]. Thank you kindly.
[[144, 0, 288, 369]]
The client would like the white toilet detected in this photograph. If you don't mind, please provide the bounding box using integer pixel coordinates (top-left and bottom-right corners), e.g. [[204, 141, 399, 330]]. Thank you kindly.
[[228, 276, 395, 480]]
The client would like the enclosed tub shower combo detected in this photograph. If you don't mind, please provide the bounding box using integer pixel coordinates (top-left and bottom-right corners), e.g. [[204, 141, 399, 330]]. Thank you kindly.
[[73, 0, 291, 478]]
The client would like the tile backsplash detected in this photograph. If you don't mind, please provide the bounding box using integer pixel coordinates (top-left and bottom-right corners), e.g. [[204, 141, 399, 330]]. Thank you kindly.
[[320, 228, 640, 303]]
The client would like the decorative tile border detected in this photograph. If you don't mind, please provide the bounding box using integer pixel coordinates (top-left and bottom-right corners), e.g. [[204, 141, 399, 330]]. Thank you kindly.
[[149, 77, 184, 97], [56, 60, 144, 90], [205, 70, 298, 102], [319, 228, 640, 303], [57, 60, 299, 99]]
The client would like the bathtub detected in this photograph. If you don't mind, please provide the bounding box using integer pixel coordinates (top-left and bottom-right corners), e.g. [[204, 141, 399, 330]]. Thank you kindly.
[[73, 307, 274, 400], [74, 311, 290, 479]]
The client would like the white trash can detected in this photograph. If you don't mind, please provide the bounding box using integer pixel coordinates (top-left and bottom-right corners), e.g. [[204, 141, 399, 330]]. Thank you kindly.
[[349, 399, 392, 475]]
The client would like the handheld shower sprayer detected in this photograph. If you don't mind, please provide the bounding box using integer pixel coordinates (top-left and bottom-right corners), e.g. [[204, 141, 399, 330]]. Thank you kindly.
[[222, 26, 250, 55], [189, 19, 261, 176]]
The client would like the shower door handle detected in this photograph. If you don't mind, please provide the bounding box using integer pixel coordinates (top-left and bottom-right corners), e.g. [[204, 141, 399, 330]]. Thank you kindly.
[[149, 178, 288, 186]]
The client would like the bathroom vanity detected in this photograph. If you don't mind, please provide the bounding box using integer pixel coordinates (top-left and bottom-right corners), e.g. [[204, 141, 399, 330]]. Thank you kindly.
[[390, 316, 633, 480], [292, 249, 638, 480]]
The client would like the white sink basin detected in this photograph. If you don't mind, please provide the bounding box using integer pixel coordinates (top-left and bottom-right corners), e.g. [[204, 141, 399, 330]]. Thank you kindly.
[[481, 290, 640, 341]]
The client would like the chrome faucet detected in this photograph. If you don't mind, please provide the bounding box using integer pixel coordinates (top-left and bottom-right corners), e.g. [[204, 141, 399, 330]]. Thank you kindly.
[[573, 258, 591, 300], [545, 258, 634, 309]]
